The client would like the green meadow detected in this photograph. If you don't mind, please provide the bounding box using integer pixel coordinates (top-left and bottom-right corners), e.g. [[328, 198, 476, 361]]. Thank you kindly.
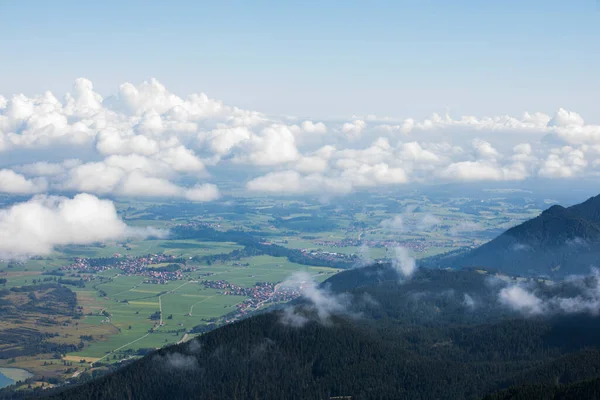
[[66, 255, 339, 361]]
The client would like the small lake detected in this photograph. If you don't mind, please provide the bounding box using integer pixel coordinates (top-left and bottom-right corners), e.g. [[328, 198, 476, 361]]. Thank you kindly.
[[0, 367, 33, 388]]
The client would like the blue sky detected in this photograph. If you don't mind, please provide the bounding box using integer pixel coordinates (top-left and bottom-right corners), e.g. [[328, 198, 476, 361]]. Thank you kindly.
[[1, 0, 599, 120]]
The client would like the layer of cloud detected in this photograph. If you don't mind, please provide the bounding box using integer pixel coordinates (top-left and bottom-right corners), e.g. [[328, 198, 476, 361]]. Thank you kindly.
[[3, 79, 600, 199]]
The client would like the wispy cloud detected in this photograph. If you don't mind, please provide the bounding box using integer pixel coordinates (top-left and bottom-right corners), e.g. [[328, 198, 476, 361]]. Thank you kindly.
[[391, 247, 417, 279], [498, 269, 600, 316], [279, 272, 354, 327]]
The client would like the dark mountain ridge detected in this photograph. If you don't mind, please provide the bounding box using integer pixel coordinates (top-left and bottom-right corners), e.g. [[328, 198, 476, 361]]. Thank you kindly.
[[15, 265, 600, 400], [434, 193, 600, 276]]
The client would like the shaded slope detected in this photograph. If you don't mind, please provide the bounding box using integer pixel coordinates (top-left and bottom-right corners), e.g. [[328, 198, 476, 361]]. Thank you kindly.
[[438, 195, 600, 276], [28, 267, 600, 400]]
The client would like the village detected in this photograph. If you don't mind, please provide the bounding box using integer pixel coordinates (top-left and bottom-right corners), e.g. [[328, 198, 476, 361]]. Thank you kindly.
[[60, 254, 185, 284], [200, 279, 301, 314]]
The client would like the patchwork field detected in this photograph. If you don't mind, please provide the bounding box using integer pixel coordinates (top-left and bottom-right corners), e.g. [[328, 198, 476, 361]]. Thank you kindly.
[[0, 191, 546, 390], [59, 255, 339, 361]]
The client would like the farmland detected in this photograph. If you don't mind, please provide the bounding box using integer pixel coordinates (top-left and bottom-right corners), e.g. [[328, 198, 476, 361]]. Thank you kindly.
[[0, 188, 546, 389]]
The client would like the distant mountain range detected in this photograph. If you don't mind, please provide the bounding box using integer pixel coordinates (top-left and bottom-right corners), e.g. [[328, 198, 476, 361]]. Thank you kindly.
[[433, 193, 600, 276]]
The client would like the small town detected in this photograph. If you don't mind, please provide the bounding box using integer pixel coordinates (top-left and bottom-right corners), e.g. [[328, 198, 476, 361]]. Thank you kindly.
[[200, 279, 301, 314], [60, 254, 185, 283]]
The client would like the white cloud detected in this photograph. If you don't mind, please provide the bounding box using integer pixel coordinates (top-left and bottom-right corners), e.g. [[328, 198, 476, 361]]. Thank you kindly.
[[498, 271, 600, 317], [157, 145, 205, 172], [235, 124, 300, 166], [0, 169, 48, 194], [63, 162, 124, 194], [117, 172, 183, 198], [200, 126, 251, 155], [153, 352, 198, 370], [294, 156, 329, 174], [349, 163, 408, 186], [279, 272, 352, 326], [472, 139, 500, 160], [499, 286, 544, 315], [184, 183, 221, 202], [417, 214, 441, 230], [63, 161, 217, 200], [290, 120, 327, 135], [539, 146, 587, 178], [3, 79, 600, 201], [341, 119, 366, 139], [16, 160, 81, 177], [0, 193, 158, 257], [463, 293, 476, 309], [247, 170, 351, 195], [391, 247, 417, 278], [450, 221, 482, 236], [380, 215, 405, 232], [399, 141, 440, 164], [440, 161, 505, 181], [547, 108, 585, 128]]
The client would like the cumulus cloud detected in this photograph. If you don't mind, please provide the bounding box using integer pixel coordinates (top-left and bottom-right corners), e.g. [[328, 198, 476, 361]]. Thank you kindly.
[[3, 78, 600, 200], [341, 119, 366, 139], [472, 139, 501, 161], [0, 169, 48, 194], [0, 193, 161, 257], [61, 160, 218, 201], [246, 171, 352, 195], [184, 183, 221, 202], [290, 120, 327, 136], [199, 126, 251, 155], [16, 160, 80, 176], [547, 108, 585, 128], [539, 146, 587, 178], [233, 124, 300, 166]]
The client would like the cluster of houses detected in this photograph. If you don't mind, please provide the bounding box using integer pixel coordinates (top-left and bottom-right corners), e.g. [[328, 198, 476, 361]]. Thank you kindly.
[[200, 279, 300, 314], [298, 248, 359, 263], [201, 279, 273, 297], [174, 220, 221, 229], [60, 254, 184, 284], [313, 238, 432, 253]]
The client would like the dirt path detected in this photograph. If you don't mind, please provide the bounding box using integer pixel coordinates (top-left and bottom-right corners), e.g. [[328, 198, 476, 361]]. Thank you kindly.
[[188, 295, 216, 316], [177, 333, 189, 345], [91, 333, 150, 367]]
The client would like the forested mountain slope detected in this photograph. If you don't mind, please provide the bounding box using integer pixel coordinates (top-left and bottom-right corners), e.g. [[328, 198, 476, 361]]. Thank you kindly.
[[23, 266, 600, 400], [433, 194, 600, 276]]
